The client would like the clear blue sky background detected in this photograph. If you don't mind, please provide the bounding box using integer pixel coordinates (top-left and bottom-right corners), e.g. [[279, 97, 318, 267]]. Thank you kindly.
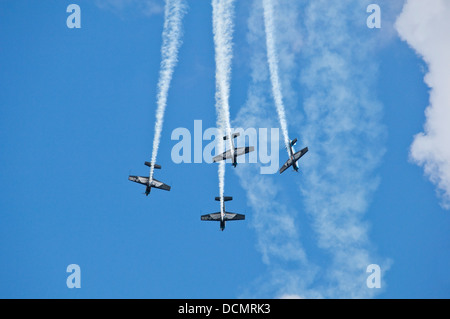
[[0, 0, 448, 298]]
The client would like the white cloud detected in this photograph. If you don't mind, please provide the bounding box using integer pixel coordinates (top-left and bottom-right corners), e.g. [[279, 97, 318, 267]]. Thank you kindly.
[[396, 0, 450, 210], [234, 1, 317, 299], [235, 0, 390, 299], [297, 0, 390, 298]]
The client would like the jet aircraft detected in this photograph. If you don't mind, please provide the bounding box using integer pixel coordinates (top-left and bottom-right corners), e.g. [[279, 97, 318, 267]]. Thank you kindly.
[[201, 196, 245, 231], [212, 132, 254, 167], [279, 138, 308, 174], [128, 162, 171, 196]]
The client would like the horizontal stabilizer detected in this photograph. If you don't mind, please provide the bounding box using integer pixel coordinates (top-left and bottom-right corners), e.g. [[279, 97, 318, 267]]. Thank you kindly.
[[215, 196, 233, 202], [223, 132, 240, 140], [290, 138, 298, 147], [144, 162, 161, 169]]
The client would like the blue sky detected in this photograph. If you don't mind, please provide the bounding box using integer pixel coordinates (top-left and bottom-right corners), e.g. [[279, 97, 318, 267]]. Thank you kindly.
[[0, 0, 449, 298]]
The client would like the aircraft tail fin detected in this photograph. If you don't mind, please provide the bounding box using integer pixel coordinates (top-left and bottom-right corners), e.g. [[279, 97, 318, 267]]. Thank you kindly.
[[215, 196, 233, 202], [145, 162, 161, 169]]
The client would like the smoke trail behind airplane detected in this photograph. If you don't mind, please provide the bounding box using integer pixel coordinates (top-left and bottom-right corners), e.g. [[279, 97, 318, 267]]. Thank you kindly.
[[149, 0, 186, 181], [262, 0, 291, 153], [212, 0, 236, 203]]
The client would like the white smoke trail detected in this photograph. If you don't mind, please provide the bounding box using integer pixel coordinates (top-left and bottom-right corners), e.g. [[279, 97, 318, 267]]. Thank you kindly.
[[262, 0, 291, 152], [212, 0, 235, 203], [149, 0, 186, 181]]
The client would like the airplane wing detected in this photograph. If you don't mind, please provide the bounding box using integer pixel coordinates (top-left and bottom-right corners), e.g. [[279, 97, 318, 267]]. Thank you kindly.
[[150, 178, 171, 191], [279, 159, 292, 174], [293, 147, 308, 162], [128, 175, 149, 185], [212, 149, 233, 162], [224, 212, 245, 221], [279, 147, 308, 174], [213, 146, 255, 162], [234, 146, 255, 156], [201, 212, 221, 221]]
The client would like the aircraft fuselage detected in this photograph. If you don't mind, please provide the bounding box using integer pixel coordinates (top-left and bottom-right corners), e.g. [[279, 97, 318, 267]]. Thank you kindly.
[[288, 144, 299, 171], [220, 202, 226, 231]]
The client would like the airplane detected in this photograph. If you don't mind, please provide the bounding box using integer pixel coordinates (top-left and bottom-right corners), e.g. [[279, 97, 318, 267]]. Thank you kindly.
[[212, 132, 254, 167], [128, 162, 171, 196], [201, 196, 245, 231], [279, 138, 308, 174]]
